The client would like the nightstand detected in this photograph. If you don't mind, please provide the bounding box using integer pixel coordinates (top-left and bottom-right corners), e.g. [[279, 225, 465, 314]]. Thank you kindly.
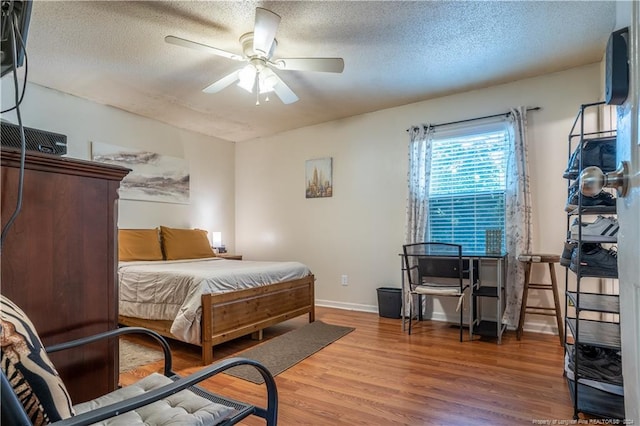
[[217, 253, 243, 260]]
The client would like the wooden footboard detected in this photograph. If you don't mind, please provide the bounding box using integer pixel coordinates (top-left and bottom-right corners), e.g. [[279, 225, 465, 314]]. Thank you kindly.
[[119, 274, 315, 365], [201, 274, 315, 364]]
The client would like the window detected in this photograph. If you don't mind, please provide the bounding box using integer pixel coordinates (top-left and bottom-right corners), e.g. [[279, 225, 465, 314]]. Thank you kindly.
[[427, 121, 509, 253]]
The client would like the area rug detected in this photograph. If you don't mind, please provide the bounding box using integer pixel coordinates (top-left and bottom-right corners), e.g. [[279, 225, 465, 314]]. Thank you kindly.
[[224, 321, 355, 384], [119, 338, 165, 373]]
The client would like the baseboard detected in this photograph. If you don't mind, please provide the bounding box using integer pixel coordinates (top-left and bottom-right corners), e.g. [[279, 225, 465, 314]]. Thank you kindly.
[[315, 300, 467, 323], [315, 299, 378, 314], [519, 319, 560, 336], [314, 299, 559, 336]]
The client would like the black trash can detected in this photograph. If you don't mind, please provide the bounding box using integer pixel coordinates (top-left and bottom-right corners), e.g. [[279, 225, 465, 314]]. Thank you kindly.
[[376, 287, 402, 319]]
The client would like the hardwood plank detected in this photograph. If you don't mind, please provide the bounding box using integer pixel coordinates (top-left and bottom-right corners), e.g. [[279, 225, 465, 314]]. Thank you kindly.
[[120, 307, 575, 425]]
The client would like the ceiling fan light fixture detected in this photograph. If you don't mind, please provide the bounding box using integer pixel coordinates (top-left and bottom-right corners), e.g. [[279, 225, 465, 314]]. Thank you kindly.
[[166, 7, 343, 105], [259, 67, 278, 93], [237, 64, 257, 92]]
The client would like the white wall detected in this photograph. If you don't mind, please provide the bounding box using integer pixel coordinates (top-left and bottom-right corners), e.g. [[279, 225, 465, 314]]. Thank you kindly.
[[236, 63, 604, 332], [0, 83, 237, 248], [1, 63, 605, 333]]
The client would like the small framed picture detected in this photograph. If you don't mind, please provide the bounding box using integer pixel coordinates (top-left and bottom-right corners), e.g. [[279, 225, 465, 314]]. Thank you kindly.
[[305, 157, 332, 198]]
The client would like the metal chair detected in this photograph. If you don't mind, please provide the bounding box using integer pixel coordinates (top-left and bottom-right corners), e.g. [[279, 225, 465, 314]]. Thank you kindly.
[[0, 295, 278, 426], [402, 242, 474, 341]]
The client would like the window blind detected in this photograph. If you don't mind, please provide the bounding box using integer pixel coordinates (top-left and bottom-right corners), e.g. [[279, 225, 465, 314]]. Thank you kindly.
[[427, 127, 509, 253]]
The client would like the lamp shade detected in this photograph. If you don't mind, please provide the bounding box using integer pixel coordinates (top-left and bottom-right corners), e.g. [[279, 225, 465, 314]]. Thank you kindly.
[[211, 232, 223, 247]]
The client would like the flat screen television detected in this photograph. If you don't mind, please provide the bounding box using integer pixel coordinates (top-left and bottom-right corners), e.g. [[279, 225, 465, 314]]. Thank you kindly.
[[1, 0, 33, 77]]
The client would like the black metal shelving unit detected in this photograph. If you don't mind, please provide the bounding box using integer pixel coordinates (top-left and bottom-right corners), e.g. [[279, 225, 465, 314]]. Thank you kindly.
[[563, 102, 624, 420], [470, 256, 508, 343]]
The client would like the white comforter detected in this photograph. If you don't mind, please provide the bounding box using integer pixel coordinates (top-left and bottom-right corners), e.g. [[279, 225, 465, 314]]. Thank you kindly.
[[118, 257, 312, 344]]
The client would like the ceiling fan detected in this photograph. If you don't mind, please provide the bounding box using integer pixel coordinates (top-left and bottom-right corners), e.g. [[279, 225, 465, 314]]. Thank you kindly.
[[165, 7, 344, 105]]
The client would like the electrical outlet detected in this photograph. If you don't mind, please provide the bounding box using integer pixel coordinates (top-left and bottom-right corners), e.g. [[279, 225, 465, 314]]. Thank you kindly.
[[341, 275, 348, 286]]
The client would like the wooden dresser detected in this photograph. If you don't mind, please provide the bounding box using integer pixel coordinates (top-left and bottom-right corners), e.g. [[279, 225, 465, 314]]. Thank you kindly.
[[1, 148, 129, 402]]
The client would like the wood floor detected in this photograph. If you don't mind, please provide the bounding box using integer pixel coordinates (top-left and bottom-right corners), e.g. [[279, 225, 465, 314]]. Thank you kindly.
[[119, 307, 575, 425]]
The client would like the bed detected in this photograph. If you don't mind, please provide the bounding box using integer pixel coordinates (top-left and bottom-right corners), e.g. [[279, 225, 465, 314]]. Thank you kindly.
[[116, 227, 315, 364]]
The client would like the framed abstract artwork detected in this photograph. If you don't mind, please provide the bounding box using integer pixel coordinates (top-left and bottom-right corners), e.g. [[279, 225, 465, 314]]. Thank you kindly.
[[91, 142, 190, 204], [305, 157, 332, 198]]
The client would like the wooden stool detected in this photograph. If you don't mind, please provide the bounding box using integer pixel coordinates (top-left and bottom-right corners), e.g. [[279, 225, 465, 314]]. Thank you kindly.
[[516, 253, 564, 345]]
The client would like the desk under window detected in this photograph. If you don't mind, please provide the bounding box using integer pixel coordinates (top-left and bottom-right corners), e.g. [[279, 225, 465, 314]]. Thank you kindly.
[[400, 251, 508, 343]]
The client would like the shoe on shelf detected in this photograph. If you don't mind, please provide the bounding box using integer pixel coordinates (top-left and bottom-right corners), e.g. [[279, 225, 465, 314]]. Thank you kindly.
[[569, 243, 618, 278], [570, 216, 619, 242], [564, 189, 616, 212], [563, 136, 617, 180], [560, 241, 577, 267]]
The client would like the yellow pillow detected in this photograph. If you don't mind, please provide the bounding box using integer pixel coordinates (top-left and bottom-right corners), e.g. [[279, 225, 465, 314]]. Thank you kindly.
[[160, 226, 215, 260], [118, 228, 163, 261]]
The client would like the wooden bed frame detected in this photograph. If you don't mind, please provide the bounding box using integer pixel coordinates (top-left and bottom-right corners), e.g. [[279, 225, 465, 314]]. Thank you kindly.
[[119, 274, 315, 364]]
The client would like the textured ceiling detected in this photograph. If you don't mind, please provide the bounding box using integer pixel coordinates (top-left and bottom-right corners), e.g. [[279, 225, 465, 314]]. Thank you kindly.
[[19, 1, 616, 142]]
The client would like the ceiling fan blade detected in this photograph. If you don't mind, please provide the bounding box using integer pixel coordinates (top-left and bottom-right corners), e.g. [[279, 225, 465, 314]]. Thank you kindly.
[[274, 58, 345, 73], [202, 70, 240, 94], [165, 35, 244, 61], [253, 8, 281, 56], [270, 73, 299, 104]]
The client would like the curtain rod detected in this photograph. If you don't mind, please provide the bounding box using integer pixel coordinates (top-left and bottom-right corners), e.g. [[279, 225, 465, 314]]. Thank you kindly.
[[406, 106, 541, 132]]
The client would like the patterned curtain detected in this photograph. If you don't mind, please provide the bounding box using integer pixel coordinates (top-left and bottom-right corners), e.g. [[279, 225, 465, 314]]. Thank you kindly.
[[405, 125, 434, 244], [503, 106, 533, 327]]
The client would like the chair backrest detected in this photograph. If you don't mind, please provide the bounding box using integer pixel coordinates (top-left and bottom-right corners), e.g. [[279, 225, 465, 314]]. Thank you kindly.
[[1, 295, 75, 426], [418, 257, 467, 279], [1, 367, 33, 425], [403, 242, 468, 288]]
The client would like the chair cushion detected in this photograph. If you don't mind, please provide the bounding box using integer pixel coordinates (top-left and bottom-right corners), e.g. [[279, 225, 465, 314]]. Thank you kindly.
[[413, 285, 461, 296], [73, 373, 235, 425], [0, 295, 75, 425]]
